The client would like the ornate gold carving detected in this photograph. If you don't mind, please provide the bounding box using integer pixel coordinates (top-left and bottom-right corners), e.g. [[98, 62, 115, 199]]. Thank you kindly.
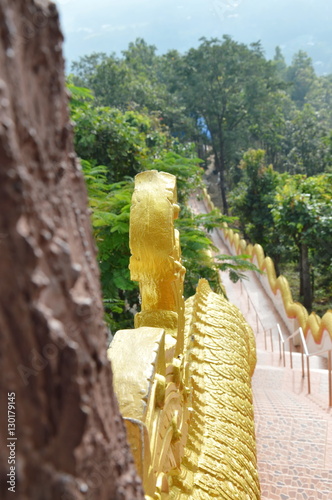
[[129, 170, 185, 355], [108, 172, 260, 499], [171, 279, 260, 499]]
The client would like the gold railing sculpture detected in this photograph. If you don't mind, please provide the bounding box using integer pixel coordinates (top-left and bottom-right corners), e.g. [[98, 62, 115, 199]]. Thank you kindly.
[[108, 171, 260, 499]]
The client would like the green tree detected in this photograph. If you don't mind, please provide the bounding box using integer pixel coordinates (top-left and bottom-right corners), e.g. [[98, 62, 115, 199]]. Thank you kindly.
[[306, 74, 332, 126], [272, 174, 332, 310], [71, 52, 108, 87], [70, 39, 191, 137], [230, 149, 284, 270], [122, 38, 157, 76], [71, 100, 168, 182], [179, 36, 282, 213], [155, 49, 197, 140], [286, 50, 316, 107], [273, 46, 287, 80], [82, 160, 136, 330], [248, 89, 294, 172], [282, 104, 329, 175]]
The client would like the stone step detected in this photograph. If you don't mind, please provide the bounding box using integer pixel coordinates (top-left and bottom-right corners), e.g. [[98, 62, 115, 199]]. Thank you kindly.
[[258, 461, 332, 487], [253, 356, 332, 498], [254, 391, 331, 419], [256, 416, 330, 441], [253, 361, 331, 415], [256, 348, 328, 371], [260, 482, 332, 499], [256, 435, 330, 469]]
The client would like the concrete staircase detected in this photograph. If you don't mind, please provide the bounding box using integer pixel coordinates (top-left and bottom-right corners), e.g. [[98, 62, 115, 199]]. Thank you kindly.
[[213, 227, 332, 498], [190, 196, 332, 498], [216, 234, 332, 498], [253, 350, 332, 499]]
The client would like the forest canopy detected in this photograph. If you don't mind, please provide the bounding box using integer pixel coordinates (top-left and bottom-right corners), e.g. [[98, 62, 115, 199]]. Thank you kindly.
[[69, 37, 332, 326]]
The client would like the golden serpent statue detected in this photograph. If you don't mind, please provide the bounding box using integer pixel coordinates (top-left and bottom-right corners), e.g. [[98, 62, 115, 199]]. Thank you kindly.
[[108, 170, 260, 499]]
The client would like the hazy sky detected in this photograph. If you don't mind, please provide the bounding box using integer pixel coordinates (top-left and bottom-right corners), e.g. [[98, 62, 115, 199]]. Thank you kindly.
[[56, 0, 332, 74]]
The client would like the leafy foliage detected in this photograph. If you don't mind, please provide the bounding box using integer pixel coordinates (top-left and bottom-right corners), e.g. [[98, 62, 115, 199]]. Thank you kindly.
[[69, 35, 332, 319], [176, 208, 259, 297], [81, 159, 136, 330], [282, 104, 329, 175], [231, 149, 332, 312], [286, 51, 316, 107], [272, 174, 332, 248], [72, 104, 168, 183], [70, 86, 260, 331], [230, 149, 284, 266], [151, 151, 204, 203], [272, 174, 332, 310]]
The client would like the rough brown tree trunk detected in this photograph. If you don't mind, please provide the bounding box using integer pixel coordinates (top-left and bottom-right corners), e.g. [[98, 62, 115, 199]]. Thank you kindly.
[[218, 152, 229, 215], [0, 2, 144, 500], [215, 117, 229, 215], [300, 242, 312, 311], [213, 152, 229, 215]]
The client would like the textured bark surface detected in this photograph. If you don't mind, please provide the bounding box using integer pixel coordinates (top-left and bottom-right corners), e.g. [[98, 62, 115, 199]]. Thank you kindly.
[[0, 1, 144, 499]]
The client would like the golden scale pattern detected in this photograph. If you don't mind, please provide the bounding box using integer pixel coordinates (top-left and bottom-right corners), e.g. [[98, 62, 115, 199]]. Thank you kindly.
[[170, 279, 260, 499]]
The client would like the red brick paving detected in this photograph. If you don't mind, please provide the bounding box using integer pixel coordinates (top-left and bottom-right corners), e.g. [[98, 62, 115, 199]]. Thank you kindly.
[[253, 351, 332, 499]]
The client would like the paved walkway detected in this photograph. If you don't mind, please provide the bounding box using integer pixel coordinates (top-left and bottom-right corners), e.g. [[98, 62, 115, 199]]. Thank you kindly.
[[253, 354, 332, 499], [190, 196, 332, 499]]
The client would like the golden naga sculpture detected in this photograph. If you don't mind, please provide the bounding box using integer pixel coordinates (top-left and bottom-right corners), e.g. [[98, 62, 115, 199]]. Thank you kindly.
[[108, 171, 260, 499], [129, 170, 186, 357]]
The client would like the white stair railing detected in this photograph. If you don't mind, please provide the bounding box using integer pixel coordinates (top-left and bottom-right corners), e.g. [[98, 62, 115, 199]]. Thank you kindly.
[[276, 323, 332, 408]]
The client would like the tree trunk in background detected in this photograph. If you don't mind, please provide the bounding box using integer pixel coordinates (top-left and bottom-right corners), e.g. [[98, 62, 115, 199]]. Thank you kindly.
[[0, 2, 144, 500], [299, 244, 304, 298], [214, 153, 229, 215], [300, 243, 312, 311]]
